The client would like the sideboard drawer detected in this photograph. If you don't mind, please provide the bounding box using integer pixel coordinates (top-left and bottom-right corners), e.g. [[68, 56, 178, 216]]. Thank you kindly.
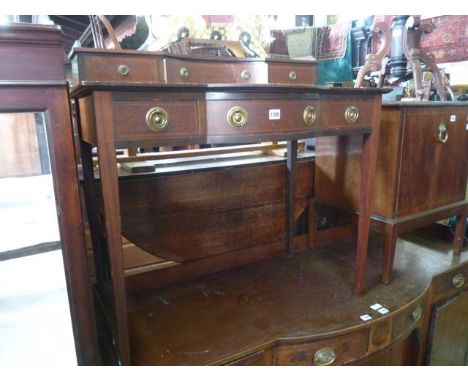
[[112, 99, 203, 146], [431, 262, 468, 303], [165, 58, 268, 84], [82, 54, 163, 83], [273, 329, 369, 365], [268, 62, 316, 84], [323, 100, 374, 129], [206, 100, 321, 139]]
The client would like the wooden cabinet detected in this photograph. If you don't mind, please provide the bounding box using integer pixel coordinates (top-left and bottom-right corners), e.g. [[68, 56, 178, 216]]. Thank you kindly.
[[314, 102, 468, 284]]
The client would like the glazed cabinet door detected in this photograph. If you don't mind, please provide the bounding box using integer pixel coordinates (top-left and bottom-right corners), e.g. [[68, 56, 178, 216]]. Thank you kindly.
[[426, 290, 468, 365], [396, 107, 468, 217]]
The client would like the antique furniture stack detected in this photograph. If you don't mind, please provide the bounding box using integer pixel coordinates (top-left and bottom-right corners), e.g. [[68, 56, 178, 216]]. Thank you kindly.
[[1, 22, 466, 366]]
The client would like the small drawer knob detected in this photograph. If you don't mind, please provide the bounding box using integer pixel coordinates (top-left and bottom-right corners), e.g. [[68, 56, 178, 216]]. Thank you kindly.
[[146, 107, 169, 131], [288, 71, 297, 80], [117, 64, 130, 76], [452, 273, 465, 289], [179, 67, 189, 78], [227, 106, 248, 129], [344, 106, 359, 124], [313, 347, 336, 366], [437, 123, 448, 143], [241, 70, 251, 80], [303, 105, 317, 126]]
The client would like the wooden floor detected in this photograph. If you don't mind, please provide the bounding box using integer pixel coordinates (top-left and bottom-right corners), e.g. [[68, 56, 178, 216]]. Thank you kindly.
[[99, 232, 467, 365]]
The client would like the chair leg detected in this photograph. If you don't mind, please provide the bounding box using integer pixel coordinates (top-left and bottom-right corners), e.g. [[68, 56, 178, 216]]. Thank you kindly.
[[382, 224, 398, 285], [453, 215, 467, 256]]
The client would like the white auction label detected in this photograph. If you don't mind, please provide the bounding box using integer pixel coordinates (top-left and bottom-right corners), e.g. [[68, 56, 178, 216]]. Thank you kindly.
[[378, 307, 390, 315], [370, 303, 382, 311], [269, 109, 281, 120], [450, 115, 456, 122], [360, 314, 372, 322]]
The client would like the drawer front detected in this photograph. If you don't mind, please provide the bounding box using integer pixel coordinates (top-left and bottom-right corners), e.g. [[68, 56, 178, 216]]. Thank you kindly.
[[431, 262, 468, 303], [392, 295, 427, 341], [83, 55, 163, 83], [323, 100, 374, 129], [206, 100, 321, 139], [112, 100, 203, 145], [226, 351, 265, 365], [273, 329, 368, 366], [268, 63, 316, 85], [165, 58, 268, 84]]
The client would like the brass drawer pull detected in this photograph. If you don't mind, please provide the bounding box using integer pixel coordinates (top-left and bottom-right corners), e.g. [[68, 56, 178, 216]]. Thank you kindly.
[[313, 347, 336, 366], [241, 70, 251, 80], [344, 106, 359, 124], [288, 71, 297, 80], [452, 273, 465, 289], [227, 106, 248, 129], [303, 105, 317, 126], [117, 64, 130, 76], [412, 304, 424, 322], [146, 107, 169, 131], [437, 123, 448, 143], [179, 67, 189, 78]]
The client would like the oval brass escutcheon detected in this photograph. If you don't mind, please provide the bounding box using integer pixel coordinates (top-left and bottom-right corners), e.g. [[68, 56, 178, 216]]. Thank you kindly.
[[227, 106, 248, 129], [303, 105, 317, 126], [452, 273, 465, 289], [288, 71, 297, 80], [117, 64, 130, 76], [179, 67, 189, 78], [313, 347, 336, 366], [437, 123, 448, 143], [146, 107, 169, 131], [241, 70, 251, 80], [344, 106, 359, 124]]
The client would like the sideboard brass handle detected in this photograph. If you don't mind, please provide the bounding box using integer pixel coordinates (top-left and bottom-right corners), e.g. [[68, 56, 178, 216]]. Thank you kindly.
[[227, 106, 248, 129], [289, 71, 297, 80], [303, 105, 317, 126], [146, 107, 169, 131], [412, 304, 424, 322], [179, 67, 189, 78], [452, 273, 465, 289], [117, 64, 130, 76], [241, 70, 251, 80], [344, 106, 359, 124], [313, 347, 336, 366], [437, 123, 448, 143]]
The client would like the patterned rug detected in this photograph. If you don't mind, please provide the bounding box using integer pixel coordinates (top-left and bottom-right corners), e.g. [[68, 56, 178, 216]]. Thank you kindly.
[[317, 22, 351, 60]]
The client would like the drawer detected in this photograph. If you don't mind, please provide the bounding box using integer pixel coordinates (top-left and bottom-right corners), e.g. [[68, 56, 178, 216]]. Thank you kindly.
[[206, 100, 321, 140], [112, 99, 203, 146], [268, 62, 316, 85], [323, 100, 374, 129], [431, 262, 468, 303], [165, 58, 268, 84], [225, 351, 265, 365], [81, 54, 164, 83], [392, 295, 427, 341], [273, 329, 368, 366]]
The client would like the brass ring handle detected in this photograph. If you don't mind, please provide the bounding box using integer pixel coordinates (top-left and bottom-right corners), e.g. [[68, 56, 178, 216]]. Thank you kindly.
[[117, 64, 130, 76], [146, 107, 169, 131], [303, 105, 317, 126], [313, 347, 336, 366], [227, 106, 248, 129], [289, 71, 297, 80], [179, 67, 189, 78], [241, 70, 251, 80], [344, 106, 359, 124], [452, 273, 465, 289], [437, 123, 448, 143]]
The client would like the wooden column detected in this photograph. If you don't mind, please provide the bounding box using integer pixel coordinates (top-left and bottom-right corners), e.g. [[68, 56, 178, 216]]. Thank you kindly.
[[93, 91, 131, 365], [354, 95, 382, 295]]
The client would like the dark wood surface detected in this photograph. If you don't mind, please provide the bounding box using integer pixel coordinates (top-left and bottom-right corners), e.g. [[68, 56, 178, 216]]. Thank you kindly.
[[97, 233, 467, 365]]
